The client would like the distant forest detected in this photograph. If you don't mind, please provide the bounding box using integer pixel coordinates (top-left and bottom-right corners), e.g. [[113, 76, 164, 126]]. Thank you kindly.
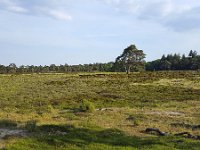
[[0, 50, 199, 74], [146, 50, 200, 71]]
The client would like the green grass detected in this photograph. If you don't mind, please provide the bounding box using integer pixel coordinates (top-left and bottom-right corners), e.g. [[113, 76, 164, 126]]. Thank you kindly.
[[5, 125, 200, 150], [0, 71, 199, 112], [0, 71, 199, 149]]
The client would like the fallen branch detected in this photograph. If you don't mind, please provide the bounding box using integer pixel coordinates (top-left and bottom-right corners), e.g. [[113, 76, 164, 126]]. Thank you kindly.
[[145, 128, 169, 136], [144, 128, 200, 140]]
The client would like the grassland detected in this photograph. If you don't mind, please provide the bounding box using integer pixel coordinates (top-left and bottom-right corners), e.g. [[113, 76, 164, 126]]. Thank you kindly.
[[0, 71, 200, 149]]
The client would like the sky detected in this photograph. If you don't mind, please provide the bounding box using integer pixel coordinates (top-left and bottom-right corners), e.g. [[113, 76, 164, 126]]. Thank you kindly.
[[0, 0, 200, 66]]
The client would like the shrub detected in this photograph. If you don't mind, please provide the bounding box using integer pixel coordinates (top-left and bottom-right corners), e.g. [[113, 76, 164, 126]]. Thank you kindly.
[[80, 99, 95, 113], [127, 115, 140, 126], [0, 120, 17, 128], [25, 120, 37, 132]]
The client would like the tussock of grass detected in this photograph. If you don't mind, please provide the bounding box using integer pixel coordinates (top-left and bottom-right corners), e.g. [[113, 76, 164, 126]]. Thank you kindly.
[[79, 99, 95, 113]]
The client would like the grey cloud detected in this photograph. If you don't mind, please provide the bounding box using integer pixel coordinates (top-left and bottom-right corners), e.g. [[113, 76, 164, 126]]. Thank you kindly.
[[0, 0, 28, 13], [1, 0, 200, 29], [162, 7, 200, 32], [0, 0, 72, 21], [102, 0, 200, 32]]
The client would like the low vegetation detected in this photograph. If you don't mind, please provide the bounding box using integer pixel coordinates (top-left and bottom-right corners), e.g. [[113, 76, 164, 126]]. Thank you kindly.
[[80, 99, 96, 113], [0, 71, 199, 149]]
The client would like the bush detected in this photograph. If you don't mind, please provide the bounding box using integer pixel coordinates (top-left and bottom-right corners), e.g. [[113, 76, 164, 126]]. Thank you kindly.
[[127, 115, 140, 126], [25, 120, 37, 132], [80, 99, 95, 113], [0, 120, 17, 128]]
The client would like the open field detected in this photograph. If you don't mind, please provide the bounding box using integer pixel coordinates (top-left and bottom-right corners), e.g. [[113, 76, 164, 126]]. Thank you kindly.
[[0, 71, 200, 149]]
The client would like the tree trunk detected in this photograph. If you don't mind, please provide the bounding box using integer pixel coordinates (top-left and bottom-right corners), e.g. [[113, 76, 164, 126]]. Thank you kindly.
[[126, 65, 131, 74]]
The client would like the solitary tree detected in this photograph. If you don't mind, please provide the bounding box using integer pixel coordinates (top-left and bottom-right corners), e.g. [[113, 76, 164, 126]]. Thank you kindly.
[[8, 63, 17, 73], [115, 44, 146, 74]]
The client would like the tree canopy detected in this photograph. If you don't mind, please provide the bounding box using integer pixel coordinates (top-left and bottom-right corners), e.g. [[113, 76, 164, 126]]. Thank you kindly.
[[115, 44, 146, 74], [146, 50, 200, 71], [0, 48, 199, 74]]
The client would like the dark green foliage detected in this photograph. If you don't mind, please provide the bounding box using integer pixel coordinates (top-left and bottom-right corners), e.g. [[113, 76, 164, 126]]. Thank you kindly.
[[0, 62, 115, 74], [0, 119, 17, 128], [38, 124, 74, 133], [0, 50, 199, 73], [146, 50, 200, 71], [25, 120, 37, 132], [115, 44, 146, 74]]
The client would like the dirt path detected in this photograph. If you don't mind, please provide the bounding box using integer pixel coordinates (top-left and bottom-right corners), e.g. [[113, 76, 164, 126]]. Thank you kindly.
[[146, 111, 185, 117], [0, 128, 28, 140]]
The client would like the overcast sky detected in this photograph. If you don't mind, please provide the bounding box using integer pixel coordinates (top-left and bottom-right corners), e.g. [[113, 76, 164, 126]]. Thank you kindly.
[[0, 0, 200, 65]]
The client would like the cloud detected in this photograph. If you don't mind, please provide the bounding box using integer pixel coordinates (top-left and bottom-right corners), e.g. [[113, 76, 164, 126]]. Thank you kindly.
[[102, 0, 191, 17], [1, 0, 200, 30], [0, 0, 72, 21], [7, 5, 28, 13], [101, 0, 200, 31], [0, 0, 28, 13], [34, 6, 72, 21], [163, 7, 200, 31], [46, 10, 72, 21]]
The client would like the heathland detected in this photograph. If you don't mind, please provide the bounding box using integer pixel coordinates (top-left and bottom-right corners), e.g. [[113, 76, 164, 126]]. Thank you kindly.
[[0, 71, 199, 149]]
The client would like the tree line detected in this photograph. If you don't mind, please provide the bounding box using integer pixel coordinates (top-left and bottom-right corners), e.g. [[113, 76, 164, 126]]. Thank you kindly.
[[146, 50, 200, 71], [0, 47, 199, 74], [0, 63, 114, 74]]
